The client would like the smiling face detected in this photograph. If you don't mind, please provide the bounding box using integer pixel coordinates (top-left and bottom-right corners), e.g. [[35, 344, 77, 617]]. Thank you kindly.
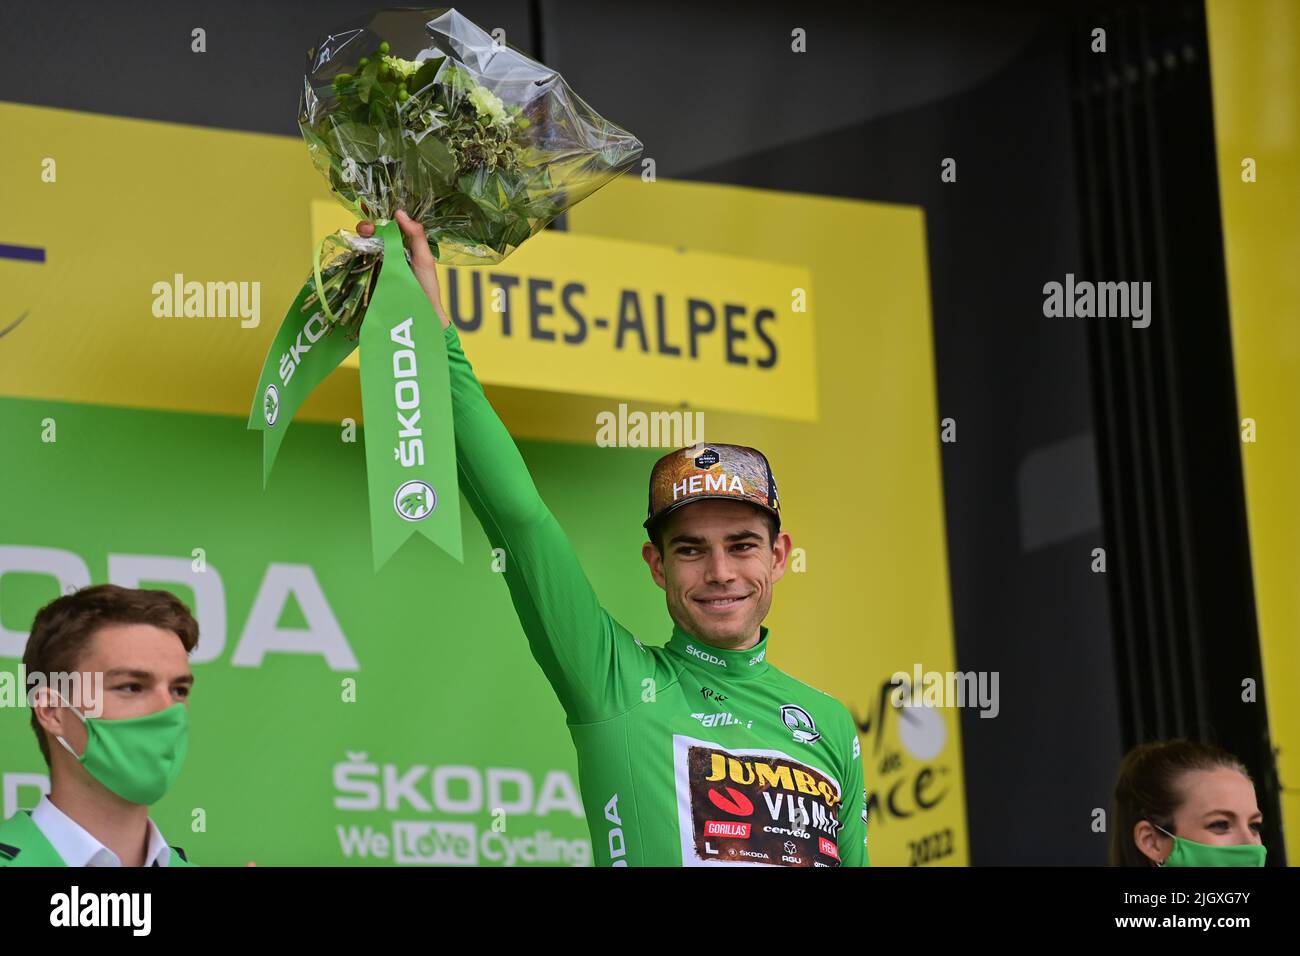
[[642, 498, 790, 651]]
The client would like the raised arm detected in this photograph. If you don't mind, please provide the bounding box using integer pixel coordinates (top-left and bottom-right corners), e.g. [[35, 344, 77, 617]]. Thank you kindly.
[[360, 213, 654, 724]]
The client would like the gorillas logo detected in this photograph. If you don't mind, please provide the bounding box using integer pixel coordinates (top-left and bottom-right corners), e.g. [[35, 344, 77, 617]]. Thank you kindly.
[[394, 480, 436, 521], [263, 384, 280, 426], [780, 704, 821, 745]]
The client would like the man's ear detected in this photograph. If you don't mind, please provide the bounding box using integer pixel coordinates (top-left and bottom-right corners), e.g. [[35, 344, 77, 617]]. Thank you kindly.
[[770, 530, 793, 583], [642, 540, 667, 590], [30, 685, 75, 763], [30, 685, 64, 738]]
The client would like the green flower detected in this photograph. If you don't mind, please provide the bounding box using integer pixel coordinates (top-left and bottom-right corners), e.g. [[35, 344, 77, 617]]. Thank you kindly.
[[467, 84, 508, 125], [382, 54, 421, 78]]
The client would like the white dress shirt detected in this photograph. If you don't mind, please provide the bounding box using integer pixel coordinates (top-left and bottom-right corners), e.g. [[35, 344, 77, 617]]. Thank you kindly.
[[30, 795, 172, 867]]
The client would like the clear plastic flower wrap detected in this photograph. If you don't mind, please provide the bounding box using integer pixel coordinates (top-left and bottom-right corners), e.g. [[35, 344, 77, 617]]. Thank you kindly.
[[298, 6, 644, 337]]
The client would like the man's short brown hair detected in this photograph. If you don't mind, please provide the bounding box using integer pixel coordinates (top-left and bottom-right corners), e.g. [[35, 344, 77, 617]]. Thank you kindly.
[[23, 584, 199, 765]]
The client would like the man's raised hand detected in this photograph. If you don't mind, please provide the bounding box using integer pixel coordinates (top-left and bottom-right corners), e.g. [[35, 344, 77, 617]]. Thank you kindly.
[[356, 209, 450, 329]]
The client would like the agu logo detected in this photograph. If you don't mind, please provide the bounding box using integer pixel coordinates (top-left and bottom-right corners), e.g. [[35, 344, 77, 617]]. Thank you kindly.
[[394, 479, 437, 521], [263, 384, 280, 426]]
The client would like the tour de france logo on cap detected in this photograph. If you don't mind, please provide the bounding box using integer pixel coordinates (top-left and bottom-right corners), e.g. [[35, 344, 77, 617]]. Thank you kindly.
[[694, 447, 720, 469]]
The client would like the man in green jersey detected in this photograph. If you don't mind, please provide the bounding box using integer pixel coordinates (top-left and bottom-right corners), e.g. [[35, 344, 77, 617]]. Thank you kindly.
[[362, 212, 868, 867]]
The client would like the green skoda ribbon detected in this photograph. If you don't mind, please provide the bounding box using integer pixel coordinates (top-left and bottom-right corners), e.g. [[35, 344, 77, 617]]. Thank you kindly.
[[248, 221, 463, 569]]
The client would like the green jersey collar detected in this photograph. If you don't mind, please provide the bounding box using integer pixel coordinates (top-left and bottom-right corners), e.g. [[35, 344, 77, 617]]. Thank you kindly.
[[667, 622, 771, 678]]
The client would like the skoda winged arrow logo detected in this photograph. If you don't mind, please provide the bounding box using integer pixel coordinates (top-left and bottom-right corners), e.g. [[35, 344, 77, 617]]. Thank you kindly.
[[394, 479, 437, 521], [263, 384, 280, 426], [780, 704, 821, 745]]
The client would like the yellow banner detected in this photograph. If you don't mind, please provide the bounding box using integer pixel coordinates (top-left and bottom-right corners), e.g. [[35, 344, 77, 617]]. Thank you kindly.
[[312, 203, 818, 420], [1208, 0, 1300, 861], [0, 100, 814, 424]]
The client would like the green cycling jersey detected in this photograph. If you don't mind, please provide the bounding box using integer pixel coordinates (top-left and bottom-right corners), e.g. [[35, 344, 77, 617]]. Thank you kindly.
[[444, 321, 868, 867]]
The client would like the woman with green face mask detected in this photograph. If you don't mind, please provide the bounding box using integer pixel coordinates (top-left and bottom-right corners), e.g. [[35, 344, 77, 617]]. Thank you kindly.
[[1111, 739, 1267, 867]]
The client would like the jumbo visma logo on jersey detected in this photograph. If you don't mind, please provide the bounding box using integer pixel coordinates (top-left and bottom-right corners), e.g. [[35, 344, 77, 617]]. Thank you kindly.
[[248, 220, 463, 568], [705, 752, 841, 807], [673, 735, 846, 867]]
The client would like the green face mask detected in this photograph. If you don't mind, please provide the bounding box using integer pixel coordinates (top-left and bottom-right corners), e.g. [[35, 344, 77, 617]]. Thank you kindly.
[[55, 698, 189, 806], [1154, 823, 1266, 867]]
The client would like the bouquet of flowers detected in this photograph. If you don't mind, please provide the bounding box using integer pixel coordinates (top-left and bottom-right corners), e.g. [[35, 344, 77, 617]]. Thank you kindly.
[[250, 8, 642, 569], [300, 7, 643, 337]]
